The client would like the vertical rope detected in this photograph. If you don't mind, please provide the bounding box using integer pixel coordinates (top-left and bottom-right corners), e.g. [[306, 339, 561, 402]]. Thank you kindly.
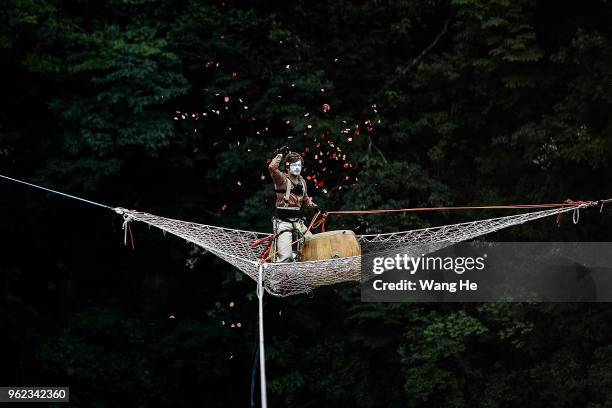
[[257, 264, 268, 408]]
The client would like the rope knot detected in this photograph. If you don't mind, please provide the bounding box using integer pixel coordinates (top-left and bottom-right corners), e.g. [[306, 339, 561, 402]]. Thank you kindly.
[[121, 213, 135, 249]]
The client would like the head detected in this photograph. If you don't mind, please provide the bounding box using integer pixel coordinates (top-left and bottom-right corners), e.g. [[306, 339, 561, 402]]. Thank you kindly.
[[284, 152, 303, 176]]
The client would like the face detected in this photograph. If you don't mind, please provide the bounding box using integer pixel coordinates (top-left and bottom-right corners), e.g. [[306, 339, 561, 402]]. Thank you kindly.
[[288, 161, 302, 176]]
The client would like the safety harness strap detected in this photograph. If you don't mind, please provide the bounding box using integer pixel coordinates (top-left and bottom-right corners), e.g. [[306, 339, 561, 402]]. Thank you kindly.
[[284, 178, 291, 206]]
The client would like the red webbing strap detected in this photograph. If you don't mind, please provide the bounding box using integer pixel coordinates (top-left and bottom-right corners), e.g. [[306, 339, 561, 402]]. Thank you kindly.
[[325, 200, 595, 216]]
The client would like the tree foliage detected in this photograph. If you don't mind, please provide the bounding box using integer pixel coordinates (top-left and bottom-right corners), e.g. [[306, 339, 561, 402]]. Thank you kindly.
[[1, 0, 612, 406]]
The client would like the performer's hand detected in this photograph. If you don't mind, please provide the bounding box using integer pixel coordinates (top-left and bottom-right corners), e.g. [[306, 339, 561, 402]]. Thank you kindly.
[[275, 145, 290, 156]]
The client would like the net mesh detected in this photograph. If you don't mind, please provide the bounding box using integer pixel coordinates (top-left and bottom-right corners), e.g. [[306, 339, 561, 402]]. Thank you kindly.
[[114, 204, 587, 297]]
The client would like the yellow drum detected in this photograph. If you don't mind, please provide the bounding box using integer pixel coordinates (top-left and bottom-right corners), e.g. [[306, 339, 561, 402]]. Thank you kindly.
[[301, 230, 361, 261]]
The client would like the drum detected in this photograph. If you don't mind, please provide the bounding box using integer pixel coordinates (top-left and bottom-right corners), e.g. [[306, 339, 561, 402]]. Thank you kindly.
[[301, 230, 361, 261]]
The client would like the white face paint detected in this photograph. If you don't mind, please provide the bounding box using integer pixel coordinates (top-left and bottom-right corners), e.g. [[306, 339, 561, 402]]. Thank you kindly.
[[288, 161, 302, 176]]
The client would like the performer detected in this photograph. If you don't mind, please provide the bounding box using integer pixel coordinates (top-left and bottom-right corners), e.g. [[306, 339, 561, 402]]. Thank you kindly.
[[268, 150, 322, 262]]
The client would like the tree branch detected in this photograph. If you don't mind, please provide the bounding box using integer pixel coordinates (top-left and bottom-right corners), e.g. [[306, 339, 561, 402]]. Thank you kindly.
[[373, 16, 452, 101]]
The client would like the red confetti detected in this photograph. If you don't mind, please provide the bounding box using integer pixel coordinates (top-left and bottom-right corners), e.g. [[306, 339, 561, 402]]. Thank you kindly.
[[220, 204, 228, 211], [322, 103, 331, 113], [224, 96, 230, 103], [232, 71, 238, 78]]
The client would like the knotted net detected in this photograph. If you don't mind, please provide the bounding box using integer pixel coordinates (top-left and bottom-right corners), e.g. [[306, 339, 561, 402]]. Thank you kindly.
[[114, 202, 592, 297]]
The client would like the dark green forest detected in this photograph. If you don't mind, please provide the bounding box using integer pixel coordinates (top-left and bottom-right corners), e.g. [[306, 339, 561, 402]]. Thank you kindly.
[[1, 0, 612, 406]]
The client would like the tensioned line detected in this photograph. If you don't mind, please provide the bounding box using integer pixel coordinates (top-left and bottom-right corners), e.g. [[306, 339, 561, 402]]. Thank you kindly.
[[0, 174, 113, 210]]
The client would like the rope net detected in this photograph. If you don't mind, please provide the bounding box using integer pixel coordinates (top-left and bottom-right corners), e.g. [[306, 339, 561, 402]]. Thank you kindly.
[[114, 203, 590, 297]]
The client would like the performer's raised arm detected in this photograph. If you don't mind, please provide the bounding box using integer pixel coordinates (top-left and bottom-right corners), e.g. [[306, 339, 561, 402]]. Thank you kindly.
[[268, 153, 284, 187]]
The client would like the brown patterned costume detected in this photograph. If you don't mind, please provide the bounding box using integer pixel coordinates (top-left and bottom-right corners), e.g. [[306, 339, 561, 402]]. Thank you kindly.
[[268, 153, 316, 262]]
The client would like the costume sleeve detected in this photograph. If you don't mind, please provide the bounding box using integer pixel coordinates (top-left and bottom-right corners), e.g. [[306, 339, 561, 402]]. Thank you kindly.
[[268, 154, 285, 188]]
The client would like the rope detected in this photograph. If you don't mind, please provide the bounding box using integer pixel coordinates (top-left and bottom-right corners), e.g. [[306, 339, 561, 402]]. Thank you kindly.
[[250, 347, 259, 407], [3, 172, 608, 220], [0, 173, 113, 210], [325, 200, 596, 216], [121, 214, 136, 249], [321, 200, 603, 231], [257, 264, 268, 408]]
